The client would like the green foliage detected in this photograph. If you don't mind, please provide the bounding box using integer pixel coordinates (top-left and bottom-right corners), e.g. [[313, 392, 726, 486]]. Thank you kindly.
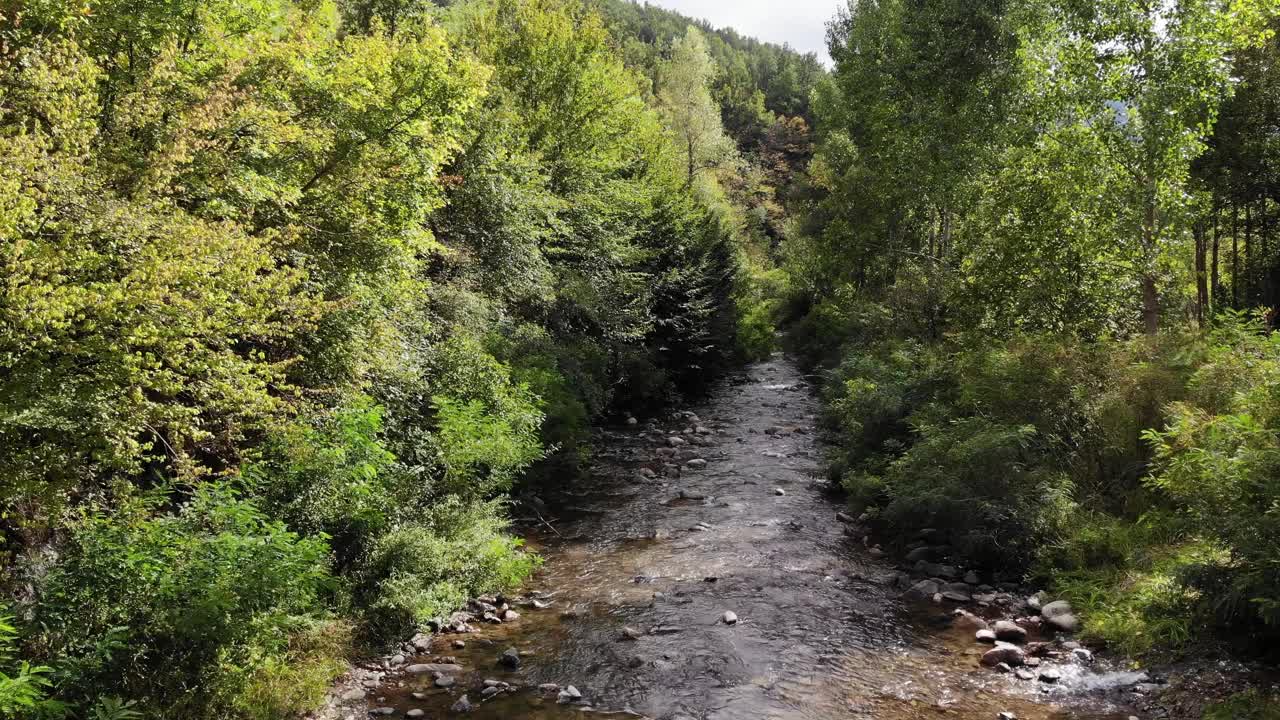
[[0, 616, 64, 719], [31, 483, 332, 716], [362, 498, 539, 634], [1205, 690, 1280, 720]]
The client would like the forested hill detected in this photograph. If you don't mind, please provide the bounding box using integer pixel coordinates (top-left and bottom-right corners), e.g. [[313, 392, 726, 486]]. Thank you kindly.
[[592, 0, 824, 138], [0, 0, 809, 717]]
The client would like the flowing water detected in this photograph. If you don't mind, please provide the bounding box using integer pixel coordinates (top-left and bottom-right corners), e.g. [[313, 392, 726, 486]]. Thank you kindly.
[[363, 356, 1145, 720]]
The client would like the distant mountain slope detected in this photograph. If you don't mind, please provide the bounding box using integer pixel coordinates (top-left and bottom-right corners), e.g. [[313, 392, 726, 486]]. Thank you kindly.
[[592, 0, 825, 147]]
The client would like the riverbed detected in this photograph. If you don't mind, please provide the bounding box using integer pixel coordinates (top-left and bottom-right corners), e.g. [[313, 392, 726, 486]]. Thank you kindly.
[[355, 356, 1144, 720]]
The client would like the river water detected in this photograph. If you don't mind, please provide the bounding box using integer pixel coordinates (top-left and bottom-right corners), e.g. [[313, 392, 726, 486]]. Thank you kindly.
[[365, 356, 1144, 720]]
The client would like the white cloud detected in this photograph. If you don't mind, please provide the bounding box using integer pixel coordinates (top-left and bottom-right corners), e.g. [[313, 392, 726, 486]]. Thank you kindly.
[[644, 0, 844, 66]]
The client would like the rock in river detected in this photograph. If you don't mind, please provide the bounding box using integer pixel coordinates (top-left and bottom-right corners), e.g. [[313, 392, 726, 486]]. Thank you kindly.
[[498, 647, 521, 669], [976, 628, 997, 643], [722, 611, 739, 625], [903, 579, 939, 601], [993, 620, 1028, 643], [1047, 613, 1080, 633], [980, 642, 1026, 667], [451, 695, 473, 713]]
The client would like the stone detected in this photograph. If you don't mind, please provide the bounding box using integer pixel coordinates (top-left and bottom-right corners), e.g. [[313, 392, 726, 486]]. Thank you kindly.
[[538, 683, 561, 694], [1015, 669, 1036, 681], [340, 689, 366, 702], [1039, 668, 1062, 684], [915, 561, 960, 580], [1040, 600, 1072, 619], [451, 695, 472, 713], [405, 663, 462, 675], [620, 626, 643, 640], [722, 611, 739, 625], [903, 579, 940, 601], [502, 609, 520, 622], [993, 620, 1028, 644], [905, 546, 937, 562], [453, 639, 466, 649], [837, 512, 855, 523], [995, 662, 1012, 673], [369, 708, 394, 716], [557, 685, 583, 704], [952, 609, 988, 630], [774, 488, 786, 496], [410, 633, 432, 652], [498, 647, 521, 669], [1071, 647, 1094, 663], [981, 643, 1026, 667], [482, 686, 501, 697], [406, 711, 425, 719], [678, 490, 706, 501], [964, 570, 981, 585], [941, 590, 971, 602], [389, 654, 406, 666], [999, 713, 1019, 720], [1046, 613, 1080, 633], [411, 692, 427, 700], [685, 458, 707, 469], [976, 629, 997, 643], [435, 676, 455, 688]]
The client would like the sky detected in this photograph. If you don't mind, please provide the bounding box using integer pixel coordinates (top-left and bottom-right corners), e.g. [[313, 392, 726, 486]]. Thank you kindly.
[[647, 0, 845, 66]]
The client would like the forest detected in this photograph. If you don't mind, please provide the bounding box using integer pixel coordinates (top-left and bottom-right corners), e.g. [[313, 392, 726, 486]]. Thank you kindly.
[[0, 0, 816, 717], [6, 0, 1280, 717]]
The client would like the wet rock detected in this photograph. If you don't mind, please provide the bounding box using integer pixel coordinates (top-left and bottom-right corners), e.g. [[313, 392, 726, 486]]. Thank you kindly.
[[411, 692, 427, 700], [903, 579, 940, 600], [406, 711, 425, 719], [915, 561, 960, 580], [678, 490, 706, 501], [952, 609, 988, 630], [685, 458, 707, 469], [976, 629, 997, 643], [999, 713, 1018, 720], [502, 609, 520, 622], [941, 590, 971, 602], [905, 546, 939, 562], [340, 689, 366, 702], [435, 676, 455, 688], [410, 633, 432, 652], [481, 686, 501, 698], [538, 683, 560, 694], [651, 626, 682, 635], [1014, 668, 1036, 681], [774, 488, 786, 496], [498, 647, 521, 669], [837, 512, 856, 523], [620, 626, 643, 641], [451, 695, 473, 713], [628, 655, 645, 668], [452, 639, 466, 649], [964, 570, 981, 585], [557, 685, 582, 704], [993, 620, 1028, 644], [1071, 647, 1093, 663], [1039, 668, 1062, 684], [995, 662, 1012, 673], [405, 663, 462, 674], [389, 653, 405, 666], [369, 708, 394, 716], [667, 436, 687, 447], [722, 611, 739, 625], [981, 643, 1026, 667]]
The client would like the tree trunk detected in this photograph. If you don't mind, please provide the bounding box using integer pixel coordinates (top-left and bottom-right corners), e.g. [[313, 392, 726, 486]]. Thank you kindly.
[[1195, 220, 1208, 325], [1142, 274, 1160, 335], [1211, 201, 1220, 316], [1233, 202, 1240, 308]]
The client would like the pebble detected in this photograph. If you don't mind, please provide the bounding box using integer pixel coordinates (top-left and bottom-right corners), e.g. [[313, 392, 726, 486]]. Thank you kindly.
[[557, 685, 583, 704]]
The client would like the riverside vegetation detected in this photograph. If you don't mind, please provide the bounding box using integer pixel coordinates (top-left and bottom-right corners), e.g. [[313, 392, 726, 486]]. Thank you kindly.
[[8, 0, 1280, 718], [775, 0, 1280, 712], [0, 0, 816, 717]]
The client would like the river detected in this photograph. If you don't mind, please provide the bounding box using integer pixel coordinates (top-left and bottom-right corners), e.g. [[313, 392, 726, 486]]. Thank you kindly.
[[357, 355, 1144, 720]]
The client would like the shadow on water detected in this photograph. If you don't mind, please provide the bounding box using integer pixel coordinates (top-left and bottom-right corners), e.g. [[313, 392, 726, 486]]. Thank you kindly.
[[364, 356, 1141, 720]]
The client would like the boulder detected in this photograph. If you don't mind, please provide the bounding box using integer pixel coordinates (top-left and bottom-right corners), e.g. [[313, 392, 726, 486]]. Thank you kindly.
[[976, 629, 998, 643], [557, 685, 583, 704], [722, 611, 739, 625], [1038, 668, 1062, 684], [498, 647, 521, 669], [993, 620, 1028, 644], [903, 579, 940, 601], [1047, 613, 1080, 633], [1040, 600, 1072, 619], [980, 643, 1026, 667], [1071, 647, 1094, 663]]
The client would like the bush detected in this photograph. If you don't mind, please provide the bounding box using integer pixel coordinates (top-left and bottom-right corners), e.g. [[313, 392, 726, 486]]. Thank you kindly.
[[28, 484, 333, 717], [361, 499, 539, 635]]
